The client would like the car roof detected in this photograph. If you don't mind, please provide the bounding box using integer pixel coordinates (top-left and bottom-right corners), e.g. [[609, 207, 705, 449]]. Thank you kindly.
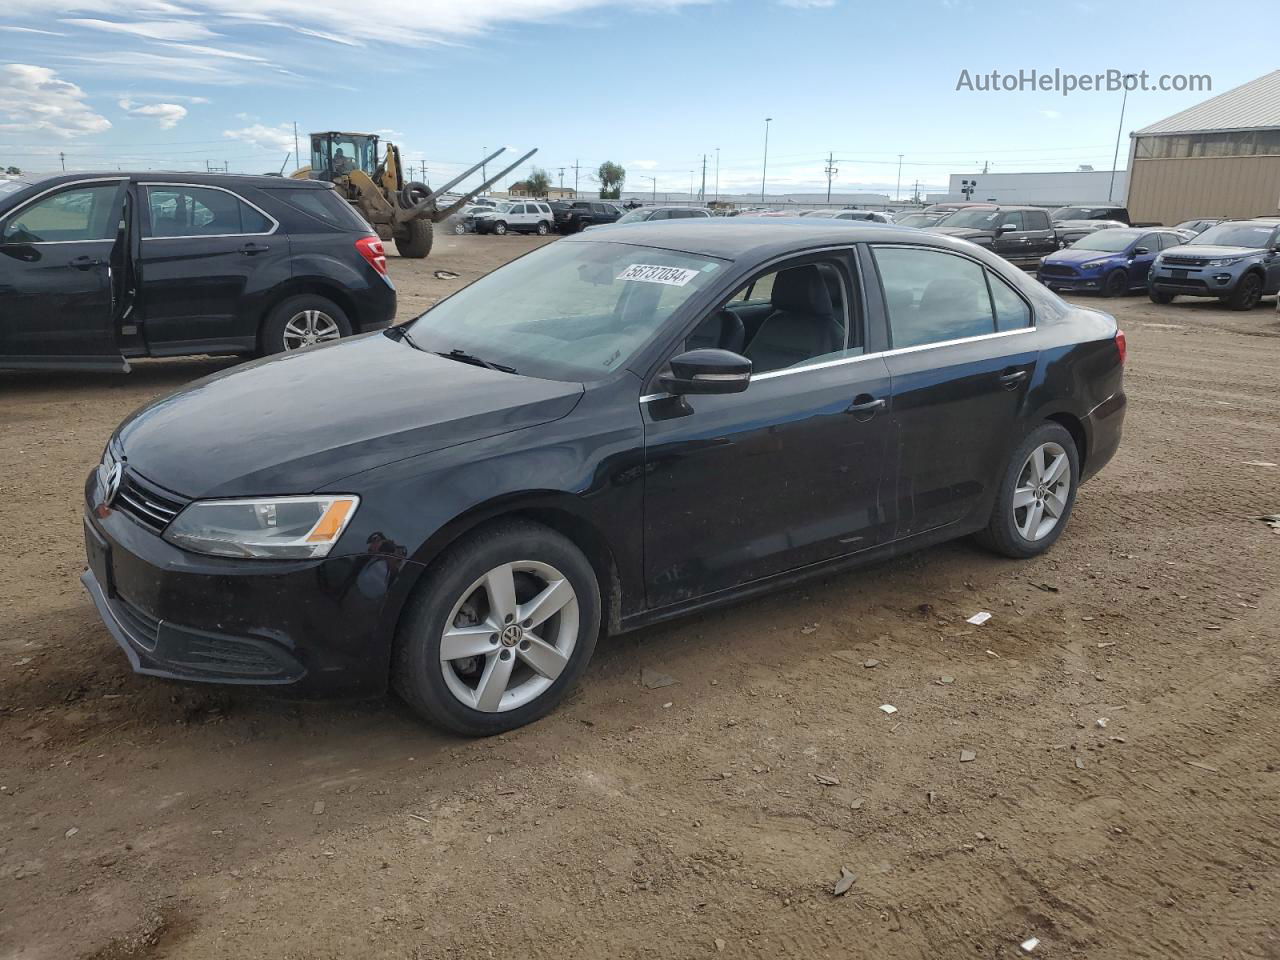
[[21, 172, 332, 190], [562, 216, 978, 262]]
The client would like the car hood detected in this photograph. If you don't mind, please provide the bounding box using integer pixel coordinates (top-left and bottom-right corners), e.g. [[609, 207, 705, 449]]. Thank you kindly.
[[115, 332, 584, 498], [1044, 248, 1124, 265], [928, 226, 993, 240], [1164, 244, 1262, 259]]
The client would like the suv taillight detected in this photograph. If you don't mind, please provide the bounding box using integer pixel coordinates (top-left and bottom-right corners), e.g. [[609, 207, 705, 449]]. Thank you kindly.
[[1115, 329, 1127, 365], [356, 235, 387, 276]]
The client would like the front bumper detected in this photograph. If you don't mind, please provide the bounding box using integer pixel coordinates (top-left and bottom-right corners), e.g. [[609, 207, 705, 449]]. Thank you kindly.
[[1038, 270, 1103, 292], [1149, 265, 1241, 297], [81, 473, 419, 697]]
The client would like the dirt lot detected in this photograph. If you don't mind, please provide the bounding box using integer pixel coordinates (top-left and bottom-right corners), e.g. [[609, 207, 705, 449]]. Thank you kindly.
[[2, 235, 1279, 960]]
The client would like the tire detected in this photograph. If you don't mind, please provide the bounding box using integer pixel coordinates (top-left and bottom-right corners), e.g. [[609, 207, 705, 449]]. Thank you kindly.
[[398, 182, 431, 210], [577, 219, 591, 233], [395, 219, 434, 259], [536, 220, 550, 236], [493, 221, 508, 236], [453, 222, 466, 235], [1102, 268, 1128, 298], [1148, 288, 1175, 304], [975, 422, 1080, 559], [392, 520, 602, 736], [1228, 273, 1263, 311], [260, 294, 352, 356]]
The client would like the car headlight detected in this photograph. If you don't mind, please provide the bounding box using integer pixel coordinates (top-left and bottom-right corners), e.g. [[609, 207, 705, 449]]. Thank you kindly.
[[163, 495, 360, 559], [1081, 259, 1111, 271], [1206, 256, 1243, 267]]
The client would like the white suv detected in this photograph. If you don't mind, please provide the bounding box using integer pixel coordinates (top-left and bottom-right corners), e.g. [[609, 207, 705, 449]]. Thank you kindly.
[[476, 201, 555, 236]]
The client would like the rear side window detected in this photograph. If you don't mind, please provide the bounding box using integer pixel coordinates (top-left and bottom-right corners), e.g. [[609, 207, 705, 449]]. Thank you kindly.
[[1024, 210, 1050, 230], [2, 182, 124, 243], [145, 185, 272, 238], [987, 272, 1031, 331], [873, 246, 996, 348], [269, 188, 372, 231]]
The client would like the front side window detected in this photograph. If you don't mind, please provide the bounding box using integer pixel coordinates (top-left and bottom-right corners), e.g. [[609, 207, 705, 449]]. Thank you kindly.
[[873, 246, 996, 348], [407, 240, 725, 381], [2, 182, 123, 243], [145, 186, 272, 237], [998, 211, 1026, 231]]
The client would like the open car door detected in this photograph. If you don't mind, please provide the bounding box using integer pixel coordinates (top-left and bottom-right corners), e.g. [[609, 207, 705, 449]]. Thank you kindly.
[[0, 178, 129, 371]]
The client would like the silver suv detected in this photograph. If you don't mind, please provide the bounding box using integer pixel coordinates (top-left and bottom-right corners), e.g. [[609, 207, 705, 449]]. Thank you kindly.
[[475, 201, 555, 236], [1148, 219, 1280, 310]]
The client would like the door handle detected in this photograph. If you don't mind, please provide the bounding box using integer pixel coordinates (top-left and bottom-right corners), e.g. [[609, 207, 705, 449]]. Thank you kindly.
[[846, 395, 886, 416], [998, 369, 1028, 389], [238, 242, 270, 255], [68, 255, 104, 270]]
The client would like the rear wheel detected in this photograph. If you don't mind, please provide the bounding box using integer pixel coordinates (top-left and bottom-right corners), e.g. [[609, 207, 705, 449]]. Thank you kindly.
[[395, 219, 434, 258], [392, 520, 601, 735], [1228, 273, 1263, 311], [493, 221, 508, 236], [1102, 268, 1128, 298], [976, 422, 1079, 559], [1148, 288, 1174, 304], [261, 294, 351, 356]]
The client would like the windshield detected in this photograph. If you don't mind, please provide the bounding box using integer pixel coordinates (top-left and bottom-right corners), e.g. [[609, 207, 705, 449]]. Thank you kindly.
[[1070, 230, 1141, 252], [616, 208, 653, 224], [894, 213, 935, 228], [406, 240, 725, 381], [1190, 222, 1277, 248], [942, 208, 1000, 228]]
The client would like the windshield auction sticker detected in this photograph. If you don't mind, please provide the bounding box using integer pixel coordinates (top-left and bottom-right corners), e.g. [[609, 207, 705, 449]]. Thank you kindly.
[[617, 264, 700, 286]]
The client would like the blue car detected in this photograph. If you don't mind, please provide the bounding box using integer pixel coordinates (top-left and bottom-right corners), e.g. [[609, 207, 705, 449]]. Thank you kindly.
[[1037, 227, 1186, 297]]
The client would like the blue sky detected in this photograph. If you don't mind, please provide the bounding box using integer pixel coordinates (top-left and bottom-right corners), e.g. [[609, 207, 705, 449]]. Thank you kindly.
[[1, 0, 1276, 196]]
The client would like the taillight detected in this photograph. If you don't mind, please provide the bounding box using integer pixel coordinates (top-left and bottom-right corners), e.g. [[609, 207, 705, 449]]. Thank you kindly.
[[356, 235, 387, 276], [1115, 329, 1127, 365]]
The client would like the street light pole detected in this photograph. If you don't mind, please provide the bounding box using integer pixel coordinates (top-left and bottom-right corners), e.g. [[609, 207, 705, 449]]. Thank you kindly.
[[895, 154, 904, 203], [645, 175, 656, 202], [714, 147, 720, 204], [1109, 73, 1137, 202], [761, 117, 772, 204]]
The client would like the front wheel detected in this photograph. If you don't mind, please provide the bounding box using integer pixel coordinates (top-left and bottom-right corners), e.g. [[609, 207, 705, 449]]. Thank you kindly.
[[453, 222, 467, 235], [975, 422, 1080, 559], [1228, 273, 1263, 311], [493, 221, 508, 236], [260, 294, 351, 355], [395, 219, 434, 258], [392, 520, 602, 736], [1149, 288, 1175, 304]]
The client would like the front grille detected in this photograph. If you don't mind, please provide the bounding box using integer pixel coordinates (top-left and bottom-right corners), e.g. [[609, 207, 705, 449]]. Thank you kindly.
[[1040, 264, 1078, 278], [1163, 255, 1207, 267], [110, 595, 161, 651], [115, 471, 187, 534]]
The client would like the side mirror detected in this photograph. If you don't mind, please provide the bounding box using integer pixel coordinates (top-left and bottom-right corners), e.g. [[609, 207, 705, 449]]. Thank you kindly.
[[657, 348, 751, 396], [999, 223, 1017, 232], [1132, 246, 1150, 255]]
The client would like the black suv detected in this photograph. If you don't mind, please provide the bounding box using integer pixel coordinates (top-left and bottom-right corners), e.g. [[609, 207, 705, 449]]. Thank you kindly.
[[550, 200, 622, 233], [0, 173, 396, 372], [927, 205, 1058, 267]]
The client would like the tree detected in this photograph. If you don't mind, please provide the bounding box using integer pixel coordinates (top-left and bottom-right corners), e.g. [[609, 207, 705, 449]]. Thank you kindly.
[[525, 167, 551, 197], [4, 166, 19, 175], [597, 161, 625, 199]]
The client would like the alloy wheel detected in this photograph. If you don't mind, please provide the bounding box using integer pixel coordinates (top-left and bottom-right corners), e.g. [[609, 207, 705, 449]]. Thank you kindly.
[[1013, 441, 1071, 541], [439, 560, 579, 713], [282, 310, 342, 350]]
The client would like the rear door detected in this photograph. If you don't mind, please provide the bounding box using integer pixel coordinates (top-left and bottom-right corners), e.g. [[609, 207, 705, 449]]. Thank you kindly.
[[136, 182, 285, 355], [869, 243, 1037, 537], [0, 178, 127, 369]]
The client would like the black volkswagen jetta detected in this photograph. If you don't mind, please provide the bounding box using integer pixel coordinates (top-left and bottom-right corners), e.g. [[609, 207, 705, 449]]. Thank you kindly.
[[0, 173, 395, 370], [83, 219, 1126, 735]]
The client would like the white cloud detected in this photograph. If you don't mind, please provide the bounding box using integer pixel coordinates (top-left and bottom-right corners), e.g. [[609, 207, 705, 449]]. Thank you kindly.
[[119, 98, 188, 128], [223, 122, 295, 152], [778, 0, 837, 7], [167, 42, 269, 62], [1040, 109, 1062, 120], [0, 64, 111, 138], [1, 25, 66, 35], [61, 18, 220, 41]]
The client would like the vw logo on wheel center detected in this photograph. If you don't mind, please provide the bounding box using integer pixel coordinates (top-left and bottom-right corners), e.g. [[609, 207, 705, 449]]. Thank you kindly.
[[500, 624, 523, 647]]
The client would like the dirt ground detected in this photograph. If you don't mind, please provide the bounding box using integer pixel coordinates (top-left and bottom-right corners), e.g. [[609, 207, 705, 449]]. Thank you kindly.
[[2, 234, 1279, 960]]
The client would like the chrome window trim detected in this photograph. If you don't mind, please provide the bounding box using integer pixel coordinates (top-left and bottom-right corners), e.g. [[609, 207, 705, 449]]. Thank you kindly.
[[640, 327, 1036, 402], [0, 177, 127, 245], [139, 181, 279, 240]]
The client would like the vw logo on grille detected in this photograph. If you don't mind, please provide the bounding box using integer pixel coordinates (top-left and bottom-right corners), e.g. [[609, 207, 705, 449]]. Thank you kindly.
[[102, 461, 124, 508]]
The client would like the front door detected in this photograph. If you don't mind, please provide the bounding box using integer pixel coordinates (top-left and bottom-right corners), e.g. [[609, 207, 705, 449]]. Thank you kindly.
[[1127, 232, 1161, 286], [136, 183, 284, 355], [869, 244, 1038, 536], [0, 179, 127, 369], [642, 255, 894, 608], [993, 210, 1032, 263]]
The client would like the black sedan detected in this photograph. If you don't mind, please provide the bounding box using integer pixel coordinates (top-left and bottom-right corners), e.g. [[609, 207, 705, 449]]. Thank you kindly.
[[0, 173, 395, 371], [82, 219, 1126, 735]]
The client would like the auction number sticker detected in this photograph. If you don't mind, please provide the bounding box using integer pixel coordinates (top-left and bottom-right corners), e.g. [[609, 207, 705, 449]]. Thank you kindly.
[[617, 263, 700, 286]]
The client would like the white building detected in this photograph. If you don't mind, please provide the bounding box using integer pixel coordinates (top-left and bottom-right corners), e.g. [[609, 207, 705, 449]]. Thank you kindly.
[[930, 170, 1128, 207]]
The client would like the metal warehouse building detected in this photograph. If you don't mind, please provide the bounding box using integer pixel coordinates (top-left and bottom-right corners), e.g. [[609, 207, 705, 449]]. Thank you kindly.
[[1126, 70, 1280, 226]]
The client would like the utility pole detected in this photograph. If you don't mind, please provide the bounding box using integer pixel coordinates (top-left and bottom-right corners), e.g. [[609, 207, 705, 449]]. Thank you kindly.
[[689, 170, 695, 203], [60, 151, 66, 172], [761, 117, 772, 203], [700, 154, 707, 204], [293, 121, 300, 171], [895, 154, 904, 202], [572, 159, 581, 197], [824, 151, 838, 203], [481, 147, 488, 190], [1109, 73, 1137, 202], [420, 161, 427, 183], [714, 147, 720, 204], [558, 167, 565, 192], [913, 179, 919, 204]]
